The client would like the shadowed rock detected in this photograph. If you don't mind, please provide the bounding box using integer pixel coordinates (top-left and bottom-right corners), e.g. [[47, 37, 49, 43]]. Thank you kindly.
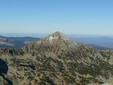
[[0, 58, 8, 75]]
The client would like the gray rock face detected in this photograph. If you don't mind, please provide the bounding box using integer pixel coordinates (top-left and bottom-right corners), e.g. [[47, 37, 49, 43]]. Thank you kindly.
[[0, 32, 113, 85]]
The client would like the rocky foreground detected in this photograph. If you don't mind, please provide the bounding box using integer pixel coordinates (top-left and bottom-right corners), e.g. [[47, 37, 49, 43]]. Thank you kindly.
[[0, 32, 113, 85]]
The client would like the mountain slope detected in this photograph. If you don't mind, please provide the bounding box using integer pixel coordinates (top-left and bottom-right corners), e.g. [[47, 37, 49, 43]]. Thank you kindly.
[[0, 32, 113, 85]]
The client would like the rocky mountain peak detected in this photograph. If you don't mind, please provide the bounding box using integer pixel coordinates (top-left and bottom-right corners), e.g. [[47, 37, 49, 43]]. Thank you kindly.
[[29, 31, 80, 52], [33, 31, 77, 48], [46, 31, 70, 43], [25, 31, 80, 56]]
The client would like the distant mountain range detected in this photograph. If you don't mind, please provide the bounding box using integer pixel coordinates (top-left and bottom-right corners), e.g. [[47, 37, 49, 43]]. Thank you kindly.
[[71, 37, 113, 50], [0, 35, 40, 48], [0, 35, 113, 50]]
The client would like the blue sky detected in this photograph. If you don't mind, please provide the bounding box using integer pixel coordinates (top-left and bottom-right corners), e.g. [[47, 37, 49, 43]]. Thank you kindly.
[[0, 0, 113, 36]]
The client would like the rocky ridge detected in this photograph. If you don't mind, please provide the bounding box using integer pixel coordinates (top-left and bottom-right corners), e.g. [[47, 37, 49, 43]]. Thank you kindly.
[[0, 32, 113, 85]]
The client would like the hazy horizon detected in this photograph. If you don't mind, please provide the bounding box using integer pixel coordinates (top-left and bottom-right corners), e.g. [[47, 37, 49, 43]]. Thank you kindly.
[[1, 32, 113, 38]]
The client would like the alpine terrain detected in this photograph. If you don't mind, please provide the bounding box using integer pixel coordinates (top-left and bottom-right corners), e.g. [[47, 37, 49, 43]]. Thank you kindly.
[[0, 31, 113, 85]]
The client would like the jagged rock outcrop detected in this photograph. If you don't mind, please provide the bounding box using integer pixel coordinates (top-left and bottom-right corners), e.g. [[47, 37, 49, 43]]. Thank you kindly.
[[0, 32, 113, 85], [0, 58, 13, 85]]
